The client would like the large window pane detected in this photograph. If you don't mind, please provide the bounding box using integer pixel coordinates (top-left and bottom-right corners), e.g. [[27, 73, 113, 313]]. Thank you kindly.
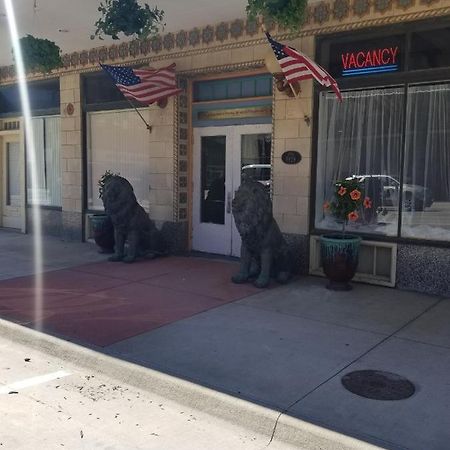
[[315, 87, 404, 235], [87, 109, 151, 211], [401, 83, 450, 240], [27, 116, 61, 206]]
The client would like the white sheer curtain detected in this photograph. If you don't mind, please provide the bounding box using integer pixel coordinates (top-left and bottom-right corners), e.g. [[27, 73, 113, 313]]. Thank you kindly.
[[402, 83, 450, 240], [315, 87, 404, 235], [44, 117, 61, 206], [29, 116, 61, 206], [87, 109, 151, 210]]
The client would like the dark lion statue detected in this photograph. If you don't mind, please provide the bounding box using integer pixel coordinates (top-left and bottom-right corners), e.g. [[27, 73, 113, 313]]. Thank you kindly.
[[231, 177, 292, 288], [102, 175, 166, 263]]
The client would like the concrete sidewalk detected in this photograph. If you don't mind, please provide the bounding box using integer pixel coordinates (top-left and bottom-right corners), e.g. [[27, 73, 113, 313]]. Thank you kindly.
[[0, 231, 449, 449]]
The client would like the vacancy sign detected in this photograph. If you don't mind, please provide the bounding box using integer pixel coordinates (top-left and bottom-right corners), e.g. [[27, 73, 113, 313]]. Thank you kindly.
[[329, 36, 404, 78], [341, 46, 399, 76]]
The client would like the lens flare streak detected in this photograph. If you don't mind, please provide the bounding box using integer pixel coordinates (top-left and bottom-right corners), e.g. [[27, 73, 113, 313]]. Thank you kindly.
[[4, 0, 43, 330]]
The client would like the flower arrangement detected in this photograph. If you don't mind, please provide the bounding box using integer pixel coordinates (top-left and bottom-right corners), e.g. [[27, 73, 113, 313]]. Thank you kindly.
[[323, 178, 372, 233], [92, 0, 164, 40], [246, 0, 308, 31], [98, 170, 119, 199]]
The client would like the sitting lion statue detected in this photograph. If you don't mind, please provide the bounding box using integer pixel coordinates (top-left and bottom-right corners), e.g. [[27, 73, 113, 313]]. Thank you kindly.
[[231, 176, 292, 288], [102, 175, 166, 263]]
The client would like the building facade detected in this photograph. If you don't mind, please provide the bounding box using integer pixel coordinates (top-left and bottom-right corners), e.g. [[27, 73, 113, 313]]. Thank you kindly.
[[0, 0, 449, 295]]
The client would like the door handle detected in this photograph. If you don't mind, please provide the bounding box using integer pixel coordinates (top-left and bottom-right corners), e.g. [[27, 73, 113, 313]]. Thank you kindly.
[[226, 191, 232, 214]]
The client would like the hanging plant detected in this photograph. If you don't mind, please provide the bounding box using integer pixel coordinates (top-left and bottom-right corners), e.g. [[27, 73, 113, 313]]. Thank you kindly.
[[246, 0, 308, 31], [18, 35, 62, 73], [92, 0, 164, 40]]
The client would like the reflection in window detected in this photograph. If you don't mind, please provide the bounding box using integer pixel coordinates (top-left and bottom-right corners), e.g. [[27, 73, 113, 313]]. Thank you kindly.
[[315, 87, 404, 235], [241, 134, 271, 190], [201, 136, 225, 225], [402, 83, 450, 241]]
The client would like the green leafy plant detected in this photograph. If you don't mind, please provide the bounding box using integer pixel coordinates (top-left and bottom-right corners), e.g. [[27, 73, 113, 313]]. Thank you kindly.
[[92, 0, 164, 40], [98, 170, 119, 199], [246, 0, 308, 31], [323, 178, 372, 233], [18, 35, 62, 73]]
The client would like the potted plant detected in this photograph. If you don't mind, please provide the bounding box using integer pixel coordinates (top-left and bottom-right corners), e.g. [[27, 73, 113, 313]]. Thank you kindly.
[[246, 0, 308, 31], [19, 35, 62, 73], [90, 170, 118, 254], [320, 178, 372, 290], [92, 0, 164, 40]]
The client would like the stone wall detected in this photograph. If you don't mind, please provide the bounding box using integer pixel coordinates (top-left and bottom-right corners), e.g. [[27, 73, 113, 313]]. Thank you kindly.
[[397, 244, 450, 297], [272, 36, 314, 237], [60, 74, 83, 240]]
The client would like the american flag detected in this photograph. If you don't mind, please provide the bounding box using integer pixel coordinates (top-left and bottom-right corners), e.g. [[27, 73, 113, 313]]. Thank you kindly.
[[265, 32, 342, 102], [100, 63, 182, 105]]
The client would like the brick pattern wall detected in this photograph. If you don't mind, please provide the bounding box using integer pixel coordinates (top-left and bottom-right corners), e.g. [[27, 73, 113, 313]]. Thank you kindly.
[[60, 74, 83, 240], [272, 36, 314, 235]]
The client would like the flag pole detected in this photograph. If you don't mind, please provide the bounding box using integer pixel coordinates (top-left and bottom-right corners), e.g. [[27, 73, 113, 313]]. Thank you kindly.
[[126, 98, 152, 132]]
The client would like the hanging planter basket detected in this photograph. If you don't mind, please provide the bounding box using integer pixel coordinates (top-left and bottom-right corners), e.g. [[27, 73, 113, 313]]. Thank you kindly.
[[19, 35, 62, 73], [92, 0, 165, 40], [246, 0, 308, 31]]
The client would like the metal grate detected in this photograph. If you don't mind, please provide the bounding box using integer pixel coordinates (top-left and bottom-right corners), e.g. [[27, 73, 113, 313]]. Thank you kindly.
[[342, 370, 415, 401]]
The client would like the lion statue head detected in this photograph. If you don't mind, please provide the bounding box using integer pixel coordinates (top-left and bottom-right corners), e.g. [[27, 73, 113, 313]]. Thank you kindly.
[[102, 175, 137, 225], [232, 177, 273, 249]]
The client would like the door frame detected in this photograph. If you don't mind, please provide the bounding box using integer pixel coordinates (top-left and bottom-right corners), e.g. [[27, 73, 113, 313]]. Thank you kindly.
[[0, 126, 26, 232], [192, 123, 272, 256]]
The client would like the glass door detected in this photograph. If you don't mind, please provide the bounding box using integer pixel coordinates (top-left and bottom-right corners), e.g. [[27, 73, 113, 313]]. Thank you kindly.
[[193, 124, 272, 256]]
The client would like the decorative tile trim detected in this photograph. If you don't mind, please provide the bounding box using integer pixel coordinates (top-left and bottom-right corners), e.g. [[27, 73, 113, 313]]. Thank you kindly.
[[175, 76, 189, 222], [333, 0, 351, 20], [1, 5, 449, 83]]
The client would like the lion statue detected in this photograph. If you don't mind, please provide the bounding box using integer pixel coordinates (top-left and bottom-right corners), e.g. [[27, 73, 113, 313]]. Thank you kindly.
[[102, 175, 166, 263], [231, 176, 292, 288]]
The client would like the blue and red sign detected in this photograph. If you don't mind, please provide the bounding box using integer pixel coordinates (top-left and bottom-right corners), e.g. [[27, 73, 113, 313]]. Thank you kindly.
[[341, 46, 400, 76], [328, 36, 404, 78]]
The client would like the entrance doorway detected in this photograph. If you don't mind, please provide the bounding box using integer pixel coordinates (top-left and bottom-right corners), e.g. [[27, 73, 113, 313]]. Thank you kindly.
[[1, 134, 24, 230], [192, 124, 272, 256]]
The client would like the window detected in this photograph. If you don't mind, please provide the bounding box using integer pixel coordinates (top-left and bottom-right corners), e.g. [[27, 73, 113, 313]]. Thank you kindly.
[[0, 79, 60, 116], [87, 109, 151, 211], [315, 84, 450, 241], [402, 83, 450, 240], [315, 87, 404, 236], [27, 116, 61, 206], [410, 27, 450, 71]]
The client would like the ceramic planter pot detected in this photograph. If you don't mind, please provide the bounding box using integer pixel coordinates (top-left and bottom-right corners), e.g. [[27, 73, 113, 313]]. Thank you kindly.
[[320, 234, 362, 291], [90, 214, 115, 254]]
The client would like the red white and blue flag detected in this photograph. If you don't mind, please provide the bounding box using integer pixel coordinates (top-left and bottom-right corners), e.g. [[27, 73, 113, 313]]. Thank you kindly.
[[101, 63, 182, 105], [265, 32, 342, 101]]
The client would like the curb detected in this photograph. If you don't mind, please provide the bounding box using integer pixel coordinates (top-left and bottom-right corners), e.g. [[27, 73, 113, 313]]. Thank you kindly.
[[0, 318, 381, 449]]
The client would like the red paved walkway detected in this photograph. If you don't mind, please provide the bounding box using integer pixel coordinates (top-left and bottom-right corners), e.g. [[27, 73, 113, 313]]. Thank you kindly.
[[0, 257, 262, 347]]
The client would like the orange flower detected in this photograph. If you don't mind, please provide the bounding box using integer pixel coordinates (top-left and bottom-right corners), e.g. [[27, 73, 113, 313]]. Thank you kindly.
[[338, 186, 347, 196], [323, 201, 330, 210], [350, 189, 361, 201], [348, 211, 359, 222], [363, 197, 372, 209]]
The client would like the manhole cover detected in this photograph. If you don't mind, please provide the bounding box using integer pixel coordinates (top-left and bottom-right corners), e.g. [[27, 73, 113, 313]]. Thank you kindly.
[[341, 370, 415, 400]]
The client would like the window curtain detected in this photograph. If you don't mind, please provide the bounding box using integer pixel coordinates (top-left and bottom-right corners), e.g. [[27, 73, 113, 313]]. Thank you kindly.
[[28, 116, 61, 206], [29, 118, 45, 203], [44, 116, 61, 207], [87, 109, 151, 210], [315, 87, 404, 235], [402, 83, 450, 240]]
